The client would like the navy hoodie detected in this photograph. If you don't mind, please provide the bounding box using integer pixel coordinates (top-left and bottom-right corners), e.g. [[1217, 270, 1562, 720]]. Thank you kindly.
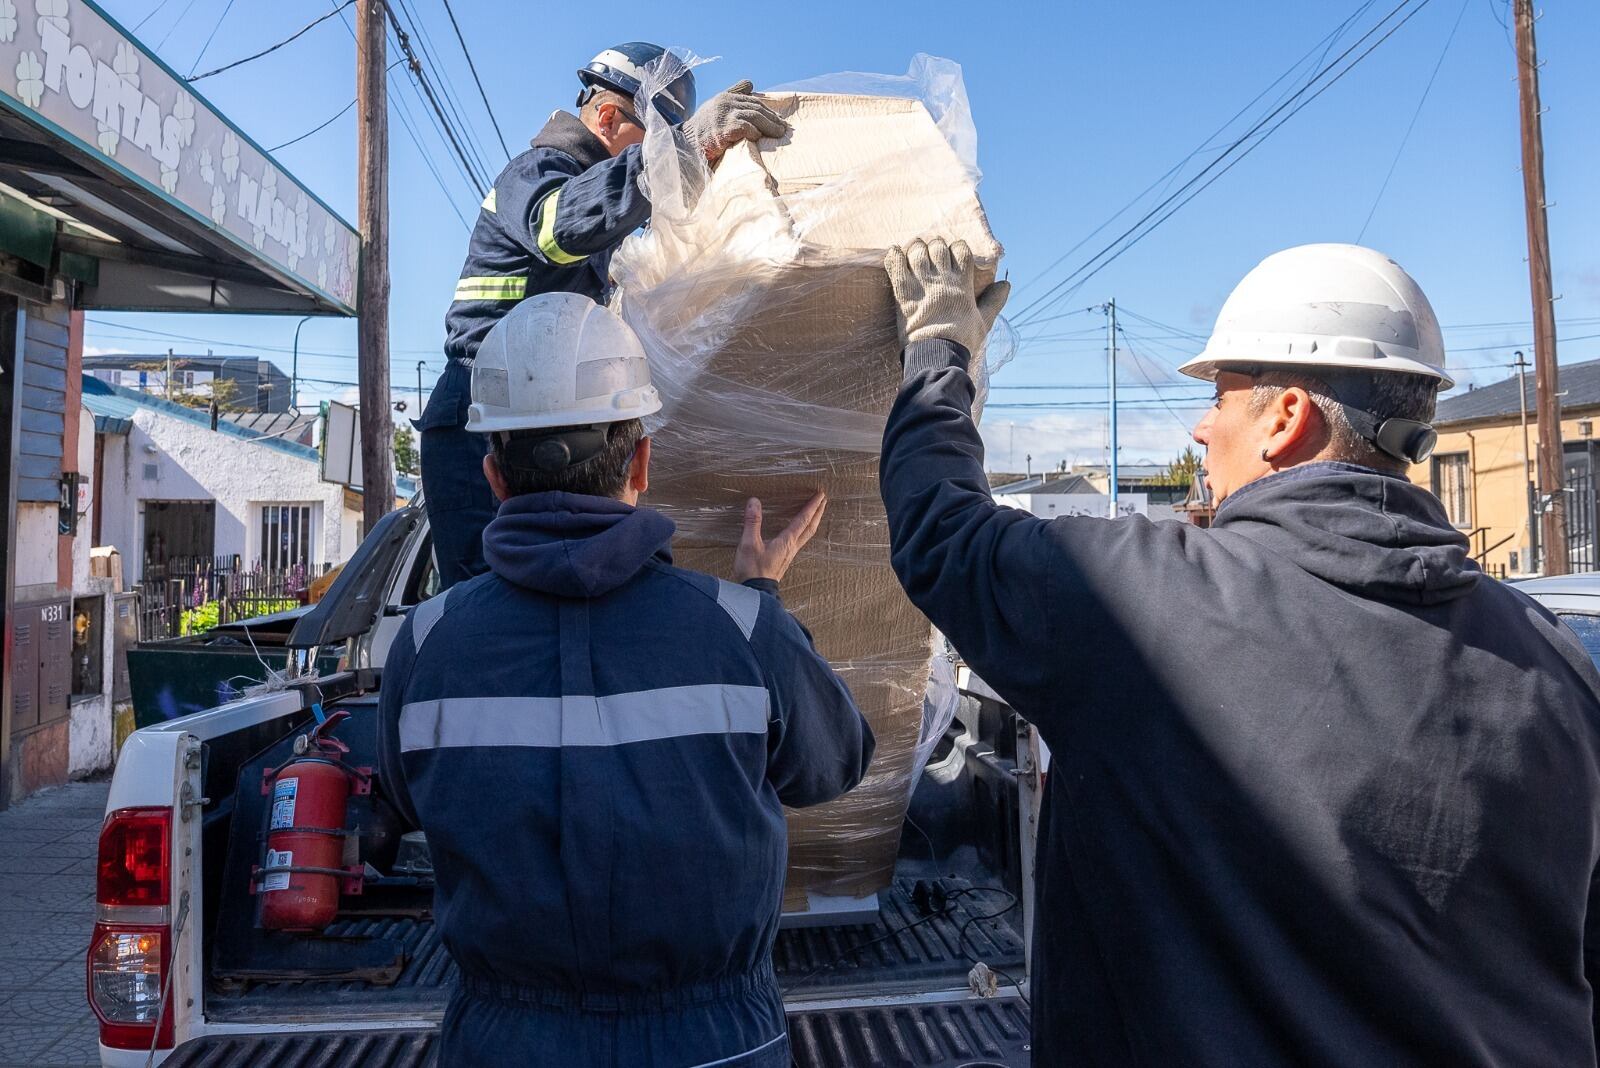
[[880, 340, 1600, 1067], [376, 492, 873, 1054]]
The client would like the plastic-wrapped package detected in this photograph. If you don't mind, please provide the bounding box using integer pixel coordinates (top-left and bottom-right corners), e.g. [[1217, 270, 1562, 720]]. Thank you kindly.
[[612, 55, 1009, 912]]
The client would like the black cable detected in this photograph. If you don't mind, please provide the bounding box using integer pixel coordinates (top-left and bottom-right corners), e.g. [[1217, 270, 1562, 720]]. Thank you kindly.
[[189, 2, 355, 82], [154, 0, 202, 51], [134, 0, 175, 33], [267, 59, 405, 152], [1022, 0, 1438, 329], [438, 0, 511, 159], [1357, 0, 1471, 242], [1012, 0, 1433, 328], [1118, 324, 1201, 434], [391, 0, 495, 182], [382, 0, 487, 197], [186, 0, 237, 77], [951, 889, 1030, 1009]]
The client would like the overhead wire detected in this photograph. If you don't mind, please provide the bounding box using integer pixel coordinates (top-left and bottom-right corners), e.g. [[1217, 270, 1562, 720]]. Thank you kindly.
[[268, 58, 407, 153], [133, 0, 175, 33], [185, 0, 238, 77], [437, 0, 511, 159], [382, 0, 489, 197], [390, 0, 496, 182], [1356, 0, 1471, 242], [153, 0, 203, 51], [1011, 0, 1436, 330], [188, 2, 356, 82]]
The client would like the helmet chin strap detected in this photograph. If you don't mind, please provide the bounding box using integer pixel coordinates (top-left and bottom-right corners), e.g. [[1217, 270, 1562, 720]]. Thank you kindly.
[[498, 426, 609, 474], [1313, 369, 1437, 465]]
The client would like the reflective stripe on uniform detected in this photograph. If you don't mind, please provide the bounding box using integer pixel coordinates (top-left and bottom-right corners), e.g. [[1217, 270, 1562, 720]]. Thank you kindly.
[[715, 580, 762, 642], [481, 188, 497, 213], [535, 188, 588, 265], [398, 684, 770, 752], [453, 275, 528, 301], [411, 588, 454, 654]]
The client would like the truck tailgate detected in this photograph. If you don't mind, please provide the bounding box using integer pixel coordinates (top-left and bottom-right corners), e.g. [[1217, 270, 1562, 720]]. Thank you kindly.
[[164, 997, 1031, 1066]]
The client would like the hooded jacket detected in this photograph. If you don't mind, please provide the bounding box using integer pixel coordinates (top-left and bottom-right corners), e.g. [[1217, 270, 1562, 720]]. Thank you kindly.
[[376, 493, 873, 1067], [880, 339, 1600, 1067], [441, 112, 648, 368]]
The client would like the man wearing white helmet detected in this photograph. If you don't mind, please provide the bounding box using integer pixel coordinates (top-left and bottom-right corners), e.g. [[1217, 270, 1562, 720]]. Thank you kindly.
[[380, 294, 873, 1067], [421, 42, 790, 592], [877, 239, 1600, 1065]]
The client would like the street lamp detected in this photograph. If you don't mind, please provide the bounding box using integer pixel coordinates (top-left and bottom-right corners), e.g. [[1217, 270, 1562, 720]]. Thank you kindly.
[[290, 315, 313, 411]]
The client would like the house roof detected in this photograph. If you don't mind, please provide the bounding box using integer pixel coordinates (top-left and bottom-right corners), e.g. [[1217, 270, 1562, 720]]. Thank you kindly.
[[992, 474, 1100, 496], [81, 375, 417, 497], [1435, 357, 1600, 426]]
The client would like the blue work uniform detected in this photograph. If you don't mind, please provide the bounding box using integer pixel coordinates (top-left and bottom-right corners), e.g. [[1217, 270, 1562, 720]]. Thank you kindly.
[[376, 492, 875, 1068], [419, 112, 650, 589]]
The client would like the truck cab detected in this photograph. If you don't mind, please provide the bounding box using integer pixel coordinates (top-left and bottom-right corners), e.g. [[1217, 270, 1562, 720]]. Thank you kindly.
[[88, 498, 1037, 1067]]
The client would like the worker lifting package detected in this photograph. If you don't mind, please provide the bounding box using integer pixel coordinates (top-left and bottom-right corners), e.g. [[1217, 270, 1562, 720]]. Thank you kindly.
[[611, 55, 1010, 916]]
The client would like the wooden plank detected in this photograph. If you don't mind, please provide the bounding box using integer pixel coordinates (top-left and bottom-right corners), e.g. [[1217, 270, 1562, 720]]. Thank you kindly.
[[19, 383, 66, 414], [21, 361, 65, 392], [18, 454, 60, 479], [24, 310, 69, 349], [19, 408, 63, 435], [23, 341, 66, 370], [19, 430, 60, 458], [17, 475, 58, 503]]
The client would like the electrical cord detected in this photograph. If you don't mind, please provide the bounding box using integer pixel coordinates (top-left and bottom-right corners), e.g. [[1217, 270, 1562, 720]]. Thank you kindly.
[[188, 1, 356, 82]]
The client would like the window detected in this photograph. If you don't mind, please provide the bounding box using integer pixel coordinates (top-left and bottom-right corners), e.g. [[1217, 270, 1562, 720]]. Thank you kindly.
[[1431, 453, 1471, 527], [258, 504, 316, 571], [1557, 613, 1600, 671]]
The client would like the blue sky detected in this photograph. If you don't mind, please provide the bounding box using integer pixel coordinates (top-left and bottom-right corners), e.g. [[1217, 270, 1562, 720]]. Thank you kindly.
[[87, 0, 1600, 472]]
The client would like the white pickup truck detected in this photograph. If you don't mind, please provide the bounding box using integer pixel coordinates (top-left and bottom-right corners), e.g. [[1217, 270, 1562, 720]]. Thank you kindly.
[[86, 496, 1040, 1067]]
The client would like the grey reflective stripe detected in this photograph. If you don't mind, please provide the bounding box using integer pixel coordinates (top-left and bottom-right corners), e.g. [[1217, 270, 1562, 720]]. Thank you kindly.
[[410, 589, 452, 654], [399, 684, 770, 752], [715, 580, 761, 641], [688, 1033, 786, 1068]]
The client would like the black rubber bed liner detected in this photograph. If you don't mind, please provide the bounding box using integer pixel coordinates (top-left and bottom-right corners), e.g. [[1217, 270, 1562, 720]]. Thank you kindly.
[[165, 996, 1030, 1067], [205, 877, 1024, 1024]]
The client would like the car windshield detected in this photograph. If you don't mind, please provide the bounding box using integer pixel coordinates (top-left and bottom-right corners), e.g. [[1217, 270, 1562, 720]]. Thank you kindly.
[[1556, 612, 1600, 670]]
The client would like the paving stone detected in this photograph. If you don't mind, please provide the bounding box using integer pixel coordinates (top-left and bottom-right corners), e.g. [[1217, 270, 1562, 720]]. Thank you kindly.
[[28, 1025, 100, 1067], [15, 841, 96, 859], [0, 825, 72, 843], [0, 853, 76, 876], [0, 885, 94, 911], [55, 858, 97, 877], [0, 1026, 75, 1067], [0, 910, 93, 938], [0, 957, 76, 991], [0, 987, 98, 1026], [5, 931, 95, 962]]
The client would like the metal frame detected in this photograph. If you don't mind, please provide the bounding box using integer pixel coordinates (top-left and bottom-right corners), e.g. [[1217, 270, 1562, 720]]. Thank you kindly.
[[0, 297, 23, 805]]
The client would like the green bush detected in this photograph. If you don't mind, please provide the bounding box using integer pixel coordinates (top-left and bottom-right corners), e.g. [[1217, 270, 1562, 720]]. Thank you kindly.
[[180, 598, 298, 636]]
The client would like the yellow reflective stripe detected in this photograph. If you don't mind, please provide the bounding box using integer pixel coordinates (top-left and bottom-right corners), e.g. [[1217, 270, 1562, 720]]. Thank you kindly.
[[536, 188, 587, 266], [453, 276, 528, 301], [481, 188, 497, 213]]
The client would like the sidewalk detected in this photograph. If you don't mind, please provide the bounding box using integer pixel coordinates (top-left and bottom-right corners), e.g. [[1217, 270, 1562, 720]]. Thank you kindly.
[[0, 781, 109, 1068]]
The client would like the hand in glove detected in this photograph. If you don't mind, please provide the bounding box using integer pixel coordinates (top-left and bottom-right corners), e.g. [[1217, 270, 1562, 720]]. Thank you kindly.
[[885, 237, 1011, 365], [680, 80, 789, 163]]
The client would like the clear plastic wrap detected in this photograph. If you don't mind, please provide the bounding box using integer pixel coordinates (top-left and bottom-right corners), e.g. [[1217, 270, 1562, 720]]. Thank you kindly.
[[612, 55, 1009, 908]]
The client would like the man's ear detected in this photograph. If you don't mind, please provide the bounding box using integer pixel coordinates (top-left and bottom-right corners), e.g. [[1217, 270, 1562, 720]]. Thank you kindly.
[[482, 452, 509, 503], [1264, 386, 1323, 463], [630, 437, 651, 495]]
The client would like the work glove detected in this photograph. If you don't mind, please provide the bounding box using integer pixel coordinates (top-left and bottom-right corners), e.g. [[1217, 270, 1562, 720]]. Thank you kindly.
[[680, 80, 789, 163], [885, 237, 1011, 364]]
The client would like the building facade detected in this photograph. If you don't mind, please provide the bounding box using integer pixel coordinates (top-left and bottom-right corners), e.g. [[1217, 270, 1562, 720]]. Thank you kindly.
[[84, 353, 294, 412]]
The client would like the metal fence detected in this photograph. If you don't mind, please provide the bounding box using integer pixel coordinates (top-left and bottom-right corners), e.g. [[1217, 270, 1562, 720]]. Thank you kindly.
[[134, 560, 330, 641], [1569, 473, 1597, 575]]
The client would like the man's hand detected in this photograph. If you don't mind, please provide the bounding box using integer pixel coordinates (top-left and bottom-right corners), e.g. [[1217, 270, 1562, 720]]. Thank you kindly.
[[733, 492, 827, 584], [681, 80, 789, 164], [885, 237, 1011, 357]]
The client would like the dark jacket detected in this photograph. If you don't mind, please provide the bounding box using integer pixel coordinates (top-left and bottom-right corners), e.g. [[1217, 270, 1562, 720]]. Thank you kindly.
[[880, 339, 1600, 1067], [442, 112, 649, 366], [376, 493, 873, 1067]]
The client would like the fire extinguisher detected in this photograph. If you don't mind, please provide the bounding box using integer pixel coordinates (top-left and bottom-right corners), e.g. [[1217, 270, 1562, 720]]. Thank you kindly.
[[253, 709, 371, 931]]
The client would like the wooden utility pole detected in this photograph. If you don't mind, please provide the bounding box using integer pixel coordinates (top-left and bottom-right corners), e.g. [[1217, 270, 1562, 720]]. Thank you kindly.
[[1515, 0, 1566, 574], [356, 0, 394, 533]]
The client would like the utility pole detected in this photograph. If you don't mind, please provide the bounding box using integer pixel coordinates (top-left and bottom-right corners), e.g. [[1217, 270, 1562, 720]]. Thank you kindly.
[[290, 315, 312, 412], [1515, 0, 1566, 574], [1106, 299, 1120, 518], [165, 348, 173, 400], [416, 360, 426, 414], [1515, 351, 1537, 571], [356, 0, 394, 533]]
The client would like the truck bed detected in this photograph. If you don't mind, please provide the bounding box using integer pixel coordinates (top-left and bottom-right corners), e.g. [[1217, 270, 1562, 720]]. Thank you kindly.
[[206, 874, 1025, 1024]]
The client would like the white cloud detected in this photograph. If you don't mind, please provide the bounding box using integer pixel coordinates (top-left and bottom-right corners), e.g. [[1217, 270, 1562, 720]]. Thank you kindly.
[[977, 409, 1197, 475]]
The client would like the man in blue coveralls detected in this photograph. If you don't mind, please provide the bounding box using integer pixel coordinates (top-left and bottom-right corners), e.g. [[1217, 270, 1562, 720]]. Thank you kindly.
[[420, 43, 789, 588], [381, 293, 873, 1066]]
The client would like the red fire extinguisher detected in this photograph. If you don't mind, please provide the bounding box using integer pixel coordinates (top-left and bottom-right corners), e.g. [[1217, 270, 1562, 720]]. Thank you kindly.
[[253, 710, 371, 932]]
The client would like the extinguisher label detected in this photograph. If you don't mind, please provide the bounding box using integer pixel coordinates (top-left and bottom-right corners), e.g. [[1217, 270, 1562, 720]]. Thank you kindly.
[[263, 849, 293, 892], [270, 778, 298, 831]]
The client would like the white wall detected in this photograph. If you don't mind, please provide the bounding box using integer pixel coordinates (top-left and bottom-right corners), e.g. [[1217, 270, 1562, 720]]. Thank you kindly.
[[15, 503, 57, 587], [98, 408, 353, 582]]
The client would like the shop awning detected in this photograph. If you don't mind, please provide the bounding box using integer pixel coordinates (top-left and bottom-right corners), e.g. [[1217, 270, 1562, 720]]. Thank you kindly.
[[0, 1, 358, 315]]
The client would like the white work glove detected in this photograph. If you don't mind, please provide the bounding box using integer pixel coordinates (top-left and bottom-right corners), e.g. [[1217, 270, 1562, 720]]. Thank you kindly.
[[680, 80, 789, 163], [885, 237, 1011, 362]]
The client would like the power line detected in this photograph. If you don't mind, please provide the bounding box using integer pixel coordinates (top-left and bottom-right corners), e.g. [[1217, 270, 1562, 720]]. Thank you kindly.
[[391, 0, 496, 182], [154, 0, 203, 51], [186, 0, 238, 77], [438, 0, 510, 159], [267, 58, 405, 152], [382, 0, 488, 197], [189, 2, 356, 82], [1012, 0, 1435, 328], [133, 0, 176, 33], [1356, 0, 1470, 242]]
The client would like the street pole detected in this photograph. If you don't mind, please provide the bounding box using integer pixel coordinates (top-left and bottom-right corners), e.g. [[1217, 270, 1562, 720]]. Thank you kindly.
[[165, 348, 173, 400], [1515, 351, 1537, 570], [1107, 299, 1119, 518], [416, 360, 426, 414], [356, 0, 394, 533], [1515, 0, 1566, 574], [290, 315, 312, 412]]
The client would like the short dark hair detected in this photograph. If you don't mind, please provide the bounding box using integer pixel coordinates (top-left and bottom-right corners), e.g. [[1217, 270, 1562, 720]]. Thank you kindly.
[[1246, 369, 1439, 472], [488, 419, 644, 499]]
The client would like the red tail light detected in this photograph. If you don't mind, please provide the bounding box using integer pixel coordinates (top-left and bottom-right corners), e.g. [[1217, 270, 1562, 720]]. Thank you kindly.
[[90, 807, 174, 1050], [97, 807, 170, 909]]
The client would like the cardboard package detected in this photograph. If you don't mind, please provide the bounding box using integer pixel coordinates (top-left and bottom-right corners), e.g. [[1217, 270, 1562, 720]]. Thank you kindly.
[[613, 92, 1000, 912]]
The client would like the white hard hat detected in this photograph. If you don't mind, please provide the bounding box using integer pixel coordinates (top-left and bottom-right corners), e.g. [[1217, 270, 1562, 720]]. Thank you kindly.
[[1179, 243, 1452, 390], [466, 292, 661, 434]]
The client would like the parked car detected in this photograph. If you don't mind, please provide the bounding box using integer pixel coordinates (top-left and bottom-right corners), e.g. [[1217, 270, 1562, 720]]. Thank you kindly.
[[1517, 572, 1600, 667]]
